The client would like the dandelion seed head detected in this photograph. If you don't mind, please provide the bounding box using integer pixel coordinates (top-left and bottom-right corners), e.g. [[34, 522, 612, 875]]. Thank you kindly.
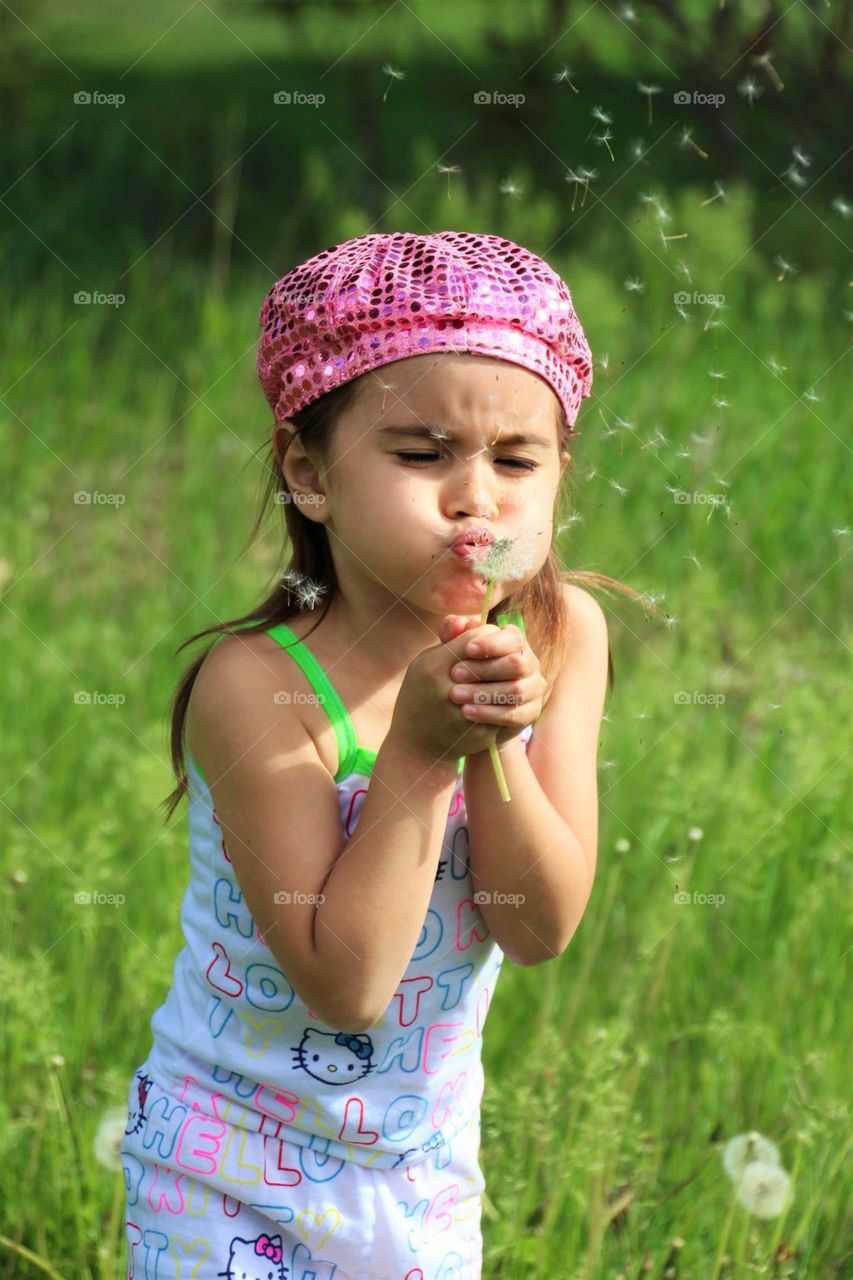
[[736, 1161, 792, 1219], [722, 1130, 782, 1184], [94, 1105, 131, 1170], [464, 532, 541, 583]]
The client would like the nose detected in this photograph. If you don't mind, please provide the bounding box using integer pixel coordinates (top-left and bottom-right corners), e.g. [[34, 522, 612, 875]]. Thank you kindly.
[[446, 460, 501, 522]]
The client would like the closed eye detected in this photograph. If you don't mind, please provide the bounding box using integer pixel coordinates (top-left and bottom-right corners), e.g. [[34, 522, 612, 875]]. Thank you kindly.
[[395, 451, 538, 472]]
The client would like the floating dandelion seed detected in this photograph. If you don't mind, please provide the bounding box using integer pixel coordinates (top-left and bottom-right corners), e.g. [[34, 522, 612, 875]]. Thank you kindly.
[[637, 82, 662, 127], [598, 351, 610, 373], [585, 104, 611, 142], [619, 4, 637, 21], [639, 191, 668, 226], [592, 128, 615, 162], [802, 387, 821, 403], [708, 368, 727, 380], [629, 137, 649, 163], [94, 1105, 130, 1170], [659, 226, 688, 251], [782, 164, 808, 189], [737, 76, 764, 106], [436, 163, 462, 200], [830, 195, 851, 219], [676, 259, 693, 283], [554, 64, 580, 92], [700, 180, 727, 207], [752, 49, 784, 92], [499, 178, 524, 198], [674, 445, 692, 459], [608, 478, 628, 496], [374, 376, 397, 414], [281, 568, 328, 610], [685, 552, 702, 569], [624, 276, 646, 293], [766, 354, 788, 377], [564, 166, 597, 211], [773, 255, 798, 281], [712, 396, 730, 408], [792, 145, 812, 168], [382, 63, 406, 103], [674, 298, 691, 321], [677, 125, 709, 161]]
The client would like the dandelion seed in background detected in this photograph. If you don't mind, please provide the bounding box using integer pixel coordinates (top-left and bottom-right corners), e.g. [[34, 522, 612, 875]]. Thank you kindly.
[[708, 368, 727, 380], [802, 387, 821, 402], [677, 125, 709, 161], [712, 396, 730, 408], [737, 76, 764, 107], [624, 276, 646, 293], [564, 166, 597, 211], [752, 49, 785, 92], [659, 227, 689, 251], [382, 63, 406, 103], [554, 64, 580, 93], [281, 569, 327, 610], [375, 376, 397, 414], [94, 1105, 130, 1170], [629, 138, 649, 163], [593, 128, 615, 162], [685, 551, 702, 569], [773, 255, 798, 281], [597, 352, 610, 373], [700, 180, 727, 207], [766, 354, 788, 376], [637, 82, 662, 127], [614, 837, 631, 853], [779, 160, 808, 188], [436, 163, 462, 200], [830, 195, 851, 219], [676, 259, 692, 283], [619, 4, 637, 22], [687, 826, 703, 843], [586, 104, 612, 142], [499, 178, 524, 199], [792, 145, 812, 169]]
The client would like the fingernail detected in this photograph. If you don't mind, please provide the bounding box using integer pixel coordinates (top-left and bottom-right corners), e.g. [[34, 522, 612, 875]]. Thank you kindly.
[[467, 643, 482, 656], [452, 665, 472, 680]]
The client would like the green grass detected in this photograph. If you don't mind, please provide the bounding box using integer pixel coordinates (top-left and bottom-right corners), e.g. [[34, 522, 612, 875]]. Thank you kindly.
[[1, 177, 850, 1277]]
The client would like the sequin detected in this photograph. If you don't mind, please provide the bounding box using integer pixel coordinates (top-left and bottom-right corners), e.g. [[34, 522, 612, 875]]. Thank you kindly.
[[256, 231, 593, 436]]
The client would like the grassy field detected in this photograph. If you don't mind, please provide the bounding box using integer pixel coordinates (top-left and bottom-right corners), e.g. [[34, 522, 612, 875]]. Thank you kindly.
[[1, 79, 850, 1280]]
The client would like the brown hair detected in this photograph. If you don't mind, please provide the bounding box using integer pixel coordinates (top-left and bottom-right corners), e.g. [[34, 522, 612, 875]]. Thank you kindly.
[[159, 375, 652, 823]]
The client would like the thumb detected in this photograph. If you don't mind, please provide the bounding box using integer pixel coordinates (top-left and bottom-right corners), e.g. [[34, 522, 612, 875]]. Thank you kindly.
[[437, 613, 480, 644]]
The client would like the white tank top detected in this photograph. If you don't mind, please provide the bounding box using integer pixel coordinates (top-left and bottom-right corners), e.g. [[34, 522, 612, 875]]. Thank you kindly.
[[144, 615, 533, 1170]]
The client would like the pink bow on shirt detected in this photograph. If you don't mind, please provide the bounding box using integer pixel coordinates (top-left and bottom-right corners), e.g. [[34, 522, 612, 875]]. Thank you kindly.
[[255, 1234, 283, 1264]]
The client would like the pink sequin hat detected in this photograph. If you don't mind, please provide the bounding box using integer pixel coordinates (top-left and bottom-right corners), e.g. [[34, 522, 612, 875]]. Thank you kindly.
[[257, 230, 593, 437]]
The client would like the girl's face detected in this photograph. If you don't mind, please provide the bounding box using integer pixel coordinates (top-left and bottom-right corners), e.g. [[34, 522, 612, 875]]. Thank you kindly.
[[277, 353, 570, 621]]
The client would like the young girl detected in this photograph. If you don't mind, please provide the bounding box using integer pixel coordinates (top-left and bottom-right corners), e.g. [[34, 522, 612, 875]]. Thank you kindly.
[[121, 231, 633, 1280]]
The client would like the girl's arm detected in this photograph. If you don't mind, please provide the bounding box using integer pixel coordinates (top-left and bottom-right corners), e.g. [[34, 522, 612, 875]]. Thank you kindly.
[[188, 638, 460, 1035], [463, 584, 610, 965]]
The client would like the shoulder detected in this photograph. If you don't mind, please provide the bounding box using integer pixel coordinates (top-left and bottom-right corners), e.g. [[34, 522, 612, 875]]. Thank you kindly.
[[559, 580, 610, 647], [186, 630, 311, 774]]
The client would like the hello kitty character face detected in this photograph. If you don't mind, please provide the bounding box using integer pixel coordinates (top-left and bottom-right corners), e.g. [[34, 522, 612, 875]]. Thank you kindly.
[[124, 1070, 153, 1137], [217, 1232, 287, 1280], [292, 1029, 374, 1087]]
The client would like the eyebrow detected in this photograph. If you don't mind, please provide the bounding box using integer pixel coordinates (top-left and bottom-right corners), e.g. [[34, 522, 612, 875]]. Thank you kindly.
[[376, 424, 553, 449]]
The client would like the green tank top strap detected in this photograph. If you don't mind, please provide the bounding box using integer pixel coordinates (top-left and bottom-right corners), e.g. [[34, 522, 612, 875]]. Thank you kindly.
[[266, 622, 368, 782], [266, 612, 525, 783]]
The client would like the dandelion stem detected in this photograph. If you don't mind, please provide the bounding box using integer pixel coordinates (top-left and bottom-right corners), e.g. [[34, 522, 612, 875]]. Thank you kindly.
[[478, 575, 511, 802]]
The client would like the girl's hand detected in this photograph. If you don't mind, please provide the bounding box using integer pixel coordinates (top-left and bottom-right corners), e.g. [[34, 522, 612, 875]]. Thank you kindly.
[[437, 614, 547, 746]]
